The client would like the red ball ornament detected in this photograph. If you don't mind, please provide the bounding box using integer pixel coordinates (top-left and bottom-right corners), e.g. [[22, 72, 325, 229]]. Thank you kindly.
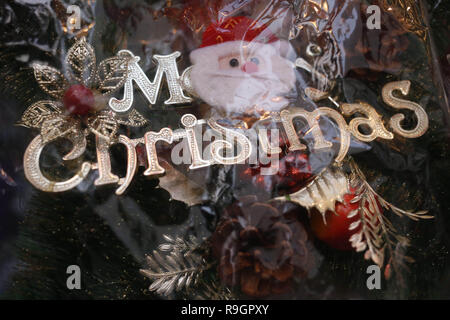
[[310, 189, 361, 251], [63, 84, 95, 116]]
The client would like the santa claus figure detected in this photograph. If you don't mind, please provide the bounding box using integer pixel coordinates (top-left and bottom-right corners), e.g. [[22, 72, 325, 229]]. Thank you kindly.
[[189, 16, 297, 116]]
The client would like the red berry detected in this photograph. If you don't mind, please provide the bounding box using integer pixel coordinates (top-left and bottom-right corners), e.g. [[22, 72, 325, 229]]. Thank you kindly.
[[310, 189, 361, 251], [63, 84, 95, 115]]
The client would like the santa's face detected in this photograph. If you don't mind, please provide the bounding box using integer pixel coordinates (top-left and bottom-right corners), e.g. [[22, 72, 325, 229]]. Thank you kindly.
[[190, 40, 296, 115]]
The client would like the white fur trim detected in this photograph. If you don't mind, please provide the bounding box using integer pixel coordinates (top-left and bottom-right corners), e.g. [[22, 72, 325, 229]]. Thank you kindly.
[[190, 40, 297, 64]]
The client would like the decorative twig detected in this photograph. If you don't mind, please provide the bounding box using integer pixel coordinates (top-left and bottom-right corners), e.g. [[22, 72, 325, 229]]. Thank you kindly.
[[140, 234, 213, 296], [348, 160, 432, 281]]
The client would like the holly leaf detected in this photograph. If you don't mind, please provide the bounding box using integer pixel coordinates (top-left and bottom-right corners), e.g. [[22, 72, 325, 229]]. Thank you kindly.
[[158, 160, 205, 206], [19, 100, 62, 128], [65, 37, 96, 86], [276, 166, 349, 215], [33, 64, 68, 99], [96, 56, 129, 94]]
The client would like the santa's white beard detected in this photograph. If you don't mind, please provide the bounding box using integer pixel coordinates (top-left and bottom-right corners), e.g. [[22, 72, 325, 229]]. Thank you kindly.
[[191, 69, 293, 114], [189, 41, 297, 115]]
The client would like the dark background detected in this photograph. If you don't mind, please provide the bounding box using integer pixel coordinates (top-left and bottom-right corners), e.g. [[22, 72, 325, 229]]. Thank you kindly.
[[0, 0, 449, 299]]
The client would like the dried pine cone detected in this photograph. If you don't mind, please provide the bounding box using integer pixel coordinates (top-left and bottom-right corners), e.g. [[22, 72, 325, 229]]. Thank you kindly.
[[211, 196, 320, 297]]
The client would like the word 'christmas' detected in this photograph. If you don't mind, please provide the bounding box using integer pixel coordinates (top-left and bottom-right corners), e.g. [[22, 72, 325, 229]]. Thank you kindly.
[[24, 84, 428, 196]]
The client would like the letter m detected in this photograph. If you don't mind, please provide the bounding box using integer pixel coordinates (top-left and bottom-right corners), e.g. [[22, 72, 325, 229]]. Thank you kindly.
[[109, 50, 191, 112]]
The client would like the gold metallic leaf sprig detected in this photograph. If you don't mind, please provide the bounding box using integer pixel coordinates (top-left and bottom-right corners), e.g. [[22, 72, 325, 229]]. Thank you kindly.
[[19, 37, 147, 144], [348, 161, 433, 273], [278, 160, 432, 280], [140, 234, 215, 297]]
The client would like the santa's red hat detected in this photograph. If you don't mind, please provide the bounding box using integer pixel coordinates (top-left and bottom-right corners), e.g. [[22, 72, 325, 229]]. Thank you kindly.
[[200, 16, 279, 48], [191, 15, 295, 64]]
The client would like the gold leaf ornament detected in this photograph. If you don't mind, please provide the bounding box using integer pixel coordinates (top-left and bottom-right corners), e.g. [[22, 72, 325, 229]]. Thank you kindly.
[[140, 235, 210, 296], [19, 100, 63, 128], [33, 65, 68, 99], [96, 56, 130, 95], [40, 115, 78, 143], [87, 110, 119, 143], [347, 161, 432, 270], [116, 109, 148, 127], [65, 37, 96, 86], [277, 166, 349, 216]]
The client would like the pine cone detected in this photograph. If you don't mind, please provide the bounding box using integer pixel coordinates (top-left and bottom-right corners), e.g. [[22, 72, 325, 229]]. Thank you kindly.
[[211, 196, 320, 297]]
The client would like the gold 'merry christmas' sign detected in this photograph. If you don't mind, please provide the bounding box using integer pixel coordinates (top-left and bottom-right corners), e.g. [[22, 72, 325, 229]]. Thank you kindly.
[[19, 37, 429, 195]]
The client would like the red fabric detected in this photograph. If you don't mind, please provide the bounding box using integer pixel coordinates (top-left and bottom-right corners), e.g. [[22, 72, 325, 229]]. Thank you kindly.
[[200, 16, 278, 48]]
